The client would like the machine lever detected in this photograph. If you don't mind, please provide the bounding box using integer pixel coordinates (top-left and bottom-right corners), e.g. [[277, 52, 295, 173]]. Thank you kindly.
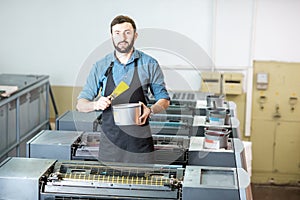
[[289, 96, 298, 111], [93, 113, 103, 131], [273, 104, 281, 118], [259, 96, 267, 110]]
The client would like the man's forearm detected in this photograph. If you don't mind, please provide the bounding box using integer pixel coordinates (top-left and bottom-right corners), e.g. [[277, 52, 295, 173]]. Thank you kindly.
[[76, 99, 96, 113], [150, 98, 170, 114]]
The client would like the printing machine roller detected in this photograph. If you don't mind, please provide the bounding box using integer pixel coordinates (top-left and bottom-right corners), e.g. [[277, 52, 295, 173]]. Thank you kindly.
[[192, 115, 241, 138], [148, 91, 206, 115], [0, 157, 184, 200], [73, 133, 190, 165], [150, 114, 194, 136]]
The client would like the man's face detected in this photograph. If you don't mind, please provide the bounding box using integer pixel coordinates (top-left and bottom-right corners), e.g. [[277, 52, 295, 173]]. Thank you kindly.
[[111, 22, 137, 53]]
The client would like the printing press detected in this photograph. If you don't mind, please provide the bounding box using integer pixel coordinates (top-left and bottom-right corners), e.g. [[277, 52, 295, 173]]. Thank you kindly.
[[55, 92, 240, 139], [150, 92, 241, 138], [192, 94, 241, 138], [148, 91, 206, 115], [54, 110, 194, 164], [0, 157, 184, 200], [187, 94, 246, 169], [27, 130, 190, 165], [149, 91, 237, 117], [55, 110, 103, 132], [55, 103, 240, 139], [187, 136, 247, 169], [148, 93, 197, 115], [0, 157, 251, 200], [192, 114, 241, 138], [51, 92, 243, 167], [56, 110, 195, 137], [16, 92, 253, 199], [150, 113, 194, 136], [183, 165, 252, 200]]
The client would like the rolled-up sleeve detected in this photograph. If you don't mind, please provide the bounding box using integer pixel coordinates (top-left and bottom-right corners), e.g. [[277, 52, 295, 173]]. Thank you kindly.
[[149, 60, 170, 101], [77, 64, 102, 101]]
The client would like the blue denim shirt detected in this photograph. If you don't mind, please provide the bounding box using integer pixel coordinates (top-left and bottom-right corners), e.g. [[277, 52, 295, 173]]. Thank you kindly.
[[78, 49, 170, 102]]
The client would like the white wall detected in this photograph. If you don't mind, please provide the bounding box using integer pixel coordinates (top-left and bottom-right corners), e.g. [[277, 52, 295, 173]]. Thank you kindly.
[[214, 0, 254, 67], [0, 0, 214, 86], [1, 0, 299, 83], [253, 0, 300, 62]]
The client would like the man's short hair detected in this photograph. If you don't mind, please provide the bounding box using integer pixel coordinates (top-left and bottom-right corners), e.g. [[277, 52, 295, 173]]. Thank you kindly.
[[110, 15, 136, 33]]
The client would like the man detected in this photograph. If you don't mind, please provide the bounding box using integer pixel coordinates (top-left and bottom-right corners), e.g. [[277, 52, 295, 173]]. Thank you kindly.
[[76, 15, 170, 163]]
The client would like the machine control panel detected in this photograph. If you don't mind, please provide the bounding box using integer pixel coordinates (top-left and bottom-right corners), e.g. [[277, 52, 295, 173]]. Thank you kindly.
[[256, 72, 269, 90]]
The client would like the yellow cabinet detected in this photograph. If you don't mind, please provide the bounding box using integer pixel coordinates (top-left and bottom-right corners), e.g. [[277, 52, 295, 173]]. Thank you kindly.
[[222, 73, 244, 95], [200, 71, 221, 94], [251, 61, 300, 184]]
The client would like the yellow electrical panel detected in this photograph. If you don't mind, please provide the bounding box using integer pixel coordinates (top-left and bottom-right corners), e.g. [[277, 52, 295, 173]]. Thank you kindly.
[[251, 61, 300, 184], [222, 73, 244, 95], [200, 72, 221, 94]]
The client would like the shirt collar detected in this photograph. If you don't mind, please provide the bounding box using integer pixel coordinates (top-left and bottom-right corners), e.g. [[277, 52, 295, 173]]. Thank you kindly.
[[111, 49, 140, 64]]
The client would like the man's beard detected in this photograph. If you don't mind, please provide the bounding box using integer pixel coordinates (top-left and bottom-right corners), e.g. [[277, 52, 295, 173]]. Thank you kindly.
[[113, 40, 134, 53]]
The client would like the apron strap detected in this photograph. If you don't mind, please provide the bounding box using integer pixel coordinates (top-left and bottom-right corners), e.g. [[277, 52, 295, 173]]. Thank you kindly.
[[104, 62, 114, 77]]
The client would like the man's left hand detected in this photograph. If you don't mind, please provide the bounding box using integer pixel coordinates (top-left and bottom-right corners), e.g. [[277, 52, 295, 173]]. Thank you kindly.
[[138, 102, 151, 125]]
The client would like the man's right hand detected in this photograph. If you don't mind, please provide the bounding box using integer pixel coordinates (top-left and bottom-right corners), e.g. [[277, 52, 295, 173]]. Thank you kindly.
[[94, 96, 111, 110], [76, 97, 111, 112]]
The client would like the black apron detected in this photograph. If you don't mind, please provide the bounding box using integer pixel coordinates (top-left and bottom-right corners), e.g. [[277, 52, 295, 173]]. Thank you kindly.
[[99, 59, 154, 164]]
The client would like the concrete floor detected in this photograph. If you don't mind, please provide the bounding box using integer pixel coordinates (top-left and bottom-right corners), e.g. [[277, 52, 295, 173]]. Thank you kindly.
[[251, 184, 300, 200]]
